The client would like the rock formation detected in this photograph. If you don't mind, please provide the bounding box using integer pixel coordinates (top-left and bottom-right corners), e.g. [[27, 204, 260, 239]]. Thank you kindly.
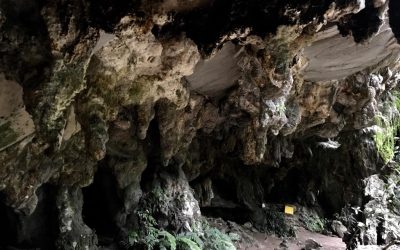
[[1, 0, 400, 249]]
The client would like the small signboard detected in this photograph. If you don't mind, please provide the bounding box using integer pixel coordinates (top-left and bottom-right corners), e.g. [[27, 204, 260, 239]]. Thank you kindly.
[[284, 205, 295, 215]]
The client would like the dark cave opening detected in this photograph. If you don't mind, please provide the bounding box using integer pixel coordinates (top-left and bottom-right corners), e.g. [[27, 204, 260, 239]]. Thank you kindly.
[[82, 165, 123, 245], [140, 119, 163, 192], [87, 0, 141, 32], [0, 192, 19, 247], [0, 184, 58, 250], [201, 207, 251, 224], [266, 167, 307, 205], [198, 177, 252, 224], [265, 165, 341, 218]]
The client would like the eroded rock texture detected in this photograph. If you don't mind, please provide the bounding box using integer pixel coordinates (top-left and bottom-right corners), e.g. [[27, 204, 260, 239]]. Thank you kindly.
[[1, 0, 400, 249]]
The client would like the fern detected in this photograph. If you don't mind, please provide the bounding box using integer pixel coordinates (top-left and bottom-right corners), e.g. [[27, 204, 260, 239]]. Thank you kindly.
[[178, 232, 204, 249], [177, 236, 201, 250], [158, 230, 177, 250], [203, 228, 236, 250]]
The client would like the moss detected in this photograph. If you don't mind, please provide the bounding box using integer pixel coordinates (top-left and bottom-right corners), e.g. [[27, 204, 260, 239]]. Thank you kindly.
[[393, 91, 400, 112], [37, 61, 87, 140], [374, 124, 395, 164], [373, 92, 400, 164], [128, 75, 160, 102], [0, 122, 19, 150], [374, 115, 400, 164]]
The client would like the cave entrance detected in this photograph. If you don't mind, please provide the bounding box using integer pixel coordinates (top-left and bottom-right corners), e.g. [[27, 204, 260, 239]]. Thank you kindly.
[[196, 177, 252, 224], [82, 165, 123, 245], [0, 184, 58, 250], [266, 167, 307, 205], [201, 207, 251, 224], [0, 192, 19, 247]]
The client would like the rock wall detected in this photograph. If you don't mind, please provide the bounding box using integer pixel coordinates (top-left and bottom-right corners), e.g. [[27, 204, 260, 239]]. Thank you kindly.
[[1, 0, 400, 249]]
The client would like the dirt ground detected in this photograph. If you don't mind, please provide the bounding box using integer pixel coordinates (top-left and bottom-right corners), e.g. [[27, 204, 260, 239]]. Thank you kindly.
[[239, 227, 345, 250]]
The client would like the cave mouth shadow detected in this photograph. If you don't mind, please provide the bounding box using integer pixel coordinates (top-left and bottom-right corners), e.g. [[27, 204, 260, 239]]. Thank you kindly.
[[0, 184, 58, 250], [0, 192, 20, 248], [195, 177, 252, 225], [82, 165, 123, 245], [201, 207, 251, 225]]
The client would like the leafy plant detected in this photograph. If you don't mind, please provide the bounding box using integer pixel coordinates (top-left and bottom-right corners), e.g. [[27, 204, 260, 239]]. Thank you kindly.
[[261, 206, 295, 237], [374, 116, 397, 164], [302, 213, 326, 233], [203, 227, 236, 250], [374, 92, 400, 164], [176, 236, 201, 250], [276, 102, 286, 115], [126, 210, 178, 250], [158, 231, 177, 250], [178, 232, 204, 248], [126, 211, 237, 250]]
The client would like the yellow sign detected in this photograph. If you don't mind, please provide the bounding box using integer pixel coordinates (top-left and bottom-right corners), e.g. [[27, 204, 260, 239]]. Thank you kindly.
[[284, 205, 295, 215]]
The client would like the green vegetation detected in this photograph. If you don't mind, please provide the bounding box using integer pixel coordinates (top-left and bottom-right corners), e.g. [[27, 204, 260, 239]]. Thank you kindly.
[[0, 122, 18, 150], [262, 206, 296, 237], [202, 227, 236, 250], [302, 213, 326, 233], [176, 236, 201, 250], [276, 102, 286, 116], [126, 211, 236, 250], [373, 92, 400, 164], [127, 210, 183, 250], [374, 117, 396, 164]]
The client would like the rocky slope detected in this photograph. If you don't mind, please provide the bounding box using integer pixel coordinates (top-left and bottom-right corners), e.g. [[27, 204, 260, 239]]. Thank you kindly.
[[1, 0, 400, 249]]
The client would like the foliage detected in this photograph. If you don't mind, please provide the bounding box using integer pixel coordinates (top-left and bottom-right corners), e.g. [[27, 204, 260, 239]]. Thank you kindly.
[[374, 91, 400, 164], [393, 91, 400, 112], [203, 227, 236, 250], [302, 213, 326, 233], [227, 232, 241, 242], [0, 122, 18, 150], [159, 231, 177, 250], [374, 115, 398, 164], [276, 102, 286, 115], [126, 212, 236, 250], [261, 206, 295, 237], [176, 236, 201, 250], [335, 205, 362, 250], [178, 232, 204, 248], [127, 210, 177, 250]]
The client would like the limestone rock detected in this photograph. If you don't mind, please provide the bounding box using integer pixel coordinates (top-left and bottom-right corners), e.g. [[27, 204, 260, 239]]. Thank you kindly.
[[1, 0, 400, 249], [304, 238, 322, 250]]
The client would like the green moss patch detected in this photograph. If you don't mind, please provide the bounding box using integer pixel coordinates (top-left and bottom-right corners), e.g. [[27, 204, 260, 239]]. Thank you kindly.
[[0, 122, 19, 150], [373, 92, 400, 164], [374, 118, 396, 164]]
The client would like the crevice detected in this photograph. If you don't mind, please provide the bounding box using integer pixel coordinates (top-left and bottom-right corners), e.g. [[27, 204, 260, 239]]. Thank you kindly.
[[0, 184, 58, 250], [389, 0, 400, 42], [82, 164, 123, 245], [140, 119, 162, 193], [338, 1, 382, 43], [0, 192, 19, 248], [87, 0, 141, 32]]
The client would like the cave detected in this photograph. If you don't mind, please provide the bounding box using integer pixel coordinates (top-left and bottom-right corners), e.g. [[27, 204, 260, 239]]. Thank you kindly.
[[1, 0, 400, 249], [82, 165, 123, 245], [0, 192, 19, 247], [199, 177, 252, 224], [0, 184, 58, 250]]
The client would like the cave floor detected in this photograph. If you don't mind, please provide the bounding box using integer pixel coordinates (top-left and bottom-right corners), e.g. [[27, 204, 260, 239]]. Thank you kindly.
[[240, 227, 345, 250]]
